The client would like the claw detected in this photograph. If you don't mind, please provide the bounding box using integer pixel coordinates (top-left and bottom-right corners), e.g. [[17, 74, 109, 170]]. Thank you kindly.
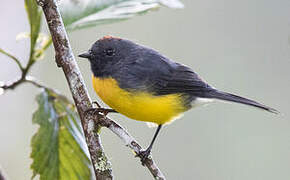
[[136, 149, 151, 166], [92, 101, 101, 108]]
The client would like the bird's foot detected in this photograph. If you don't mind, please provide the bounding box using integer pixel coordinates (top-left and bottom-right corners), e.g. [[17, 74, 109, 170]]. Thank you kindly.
[[84, 107, 99, 117], [136, 149, 151, 166]]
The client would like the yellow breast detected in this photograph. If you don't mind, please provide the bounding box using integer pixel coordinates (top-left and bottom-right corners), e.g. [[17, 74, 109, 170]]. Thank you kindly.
[[92, 76, 187, 125]]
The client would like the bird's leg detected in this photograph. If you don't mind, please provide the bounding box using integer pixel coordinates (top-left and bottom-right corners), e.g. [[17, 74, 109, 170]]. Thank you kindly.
[[137, 125, 162, 165]]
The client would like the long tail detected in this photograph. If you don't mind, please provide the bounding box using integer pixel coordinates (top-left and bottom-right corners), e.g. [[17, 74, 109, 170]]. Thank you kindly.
[[205, 90, 278, 114]]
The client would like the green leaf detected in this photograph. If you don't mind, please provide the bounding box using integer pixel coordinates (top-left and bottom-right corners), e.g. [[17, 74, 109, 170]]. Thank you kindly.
[[31, 89, 92, 180], [24, 0, 42, 61], [59, 0, 184, 31]]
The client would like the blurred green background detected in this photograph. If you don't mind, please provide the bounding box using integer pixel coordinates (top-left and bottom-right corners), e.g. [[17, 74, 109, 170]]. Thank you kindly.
[[1, 0, 290, 179]]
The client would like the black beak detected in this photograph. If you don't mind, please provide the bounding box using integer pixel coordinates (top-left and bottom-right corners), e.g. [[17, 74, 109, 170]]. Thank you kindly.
[[78, 52, 91, 59]]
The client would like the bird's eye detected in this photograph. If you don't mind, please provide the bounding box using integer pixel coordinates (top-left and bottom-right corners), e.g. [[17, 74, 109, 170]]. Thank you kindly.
[[104, 48, 115, 57]]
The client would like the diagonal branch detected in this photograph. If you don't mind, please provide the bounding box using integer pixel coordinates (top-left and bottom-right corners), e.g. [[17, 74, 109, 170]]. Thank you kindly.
[[36, 0, 113, 179], [36, 0, 166, 179], [98, 115, 166, 180]]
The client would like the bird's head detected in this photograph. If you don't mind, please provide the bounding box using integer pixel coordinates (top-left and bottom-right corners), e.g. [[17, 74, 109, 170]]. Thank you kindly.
[[79, 35, 136, 77]]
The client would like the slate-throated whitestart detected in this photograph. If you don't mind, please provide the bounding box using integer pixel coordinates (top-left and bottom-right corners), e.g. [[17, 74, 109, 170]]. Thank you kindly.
[[79, 35, 278, 163]]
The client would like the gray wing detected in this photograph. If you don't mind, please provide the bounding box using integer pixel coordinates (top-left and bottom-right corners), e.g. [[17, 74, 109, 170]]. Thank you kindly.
[[113, 47, 214, 97]]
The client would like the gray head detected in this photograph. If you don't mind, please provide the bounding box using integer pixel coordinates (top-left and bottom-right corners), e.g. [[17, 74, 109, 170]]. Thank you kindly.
[[78, 35, 139, 77]]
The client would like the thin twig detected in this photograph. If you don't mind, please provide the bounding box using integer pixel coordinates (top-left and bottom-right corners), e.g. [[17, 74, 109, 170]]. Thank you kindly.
[[0, 76, 46, 91], [24, 76, 49, 89], [0, 77, 24, 90], [98, 116, 166, 180]]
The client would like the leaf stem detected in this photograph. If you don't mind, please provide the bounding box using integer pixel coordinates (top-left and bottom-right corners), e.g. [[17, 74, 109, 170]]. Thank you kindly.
[[0, 48, 24, 71]]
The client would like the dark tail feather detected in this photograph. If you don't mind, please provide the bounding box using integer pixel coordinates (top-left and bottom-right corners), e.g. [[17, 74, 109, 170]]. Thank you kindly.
[[206, 90, 279, 114]]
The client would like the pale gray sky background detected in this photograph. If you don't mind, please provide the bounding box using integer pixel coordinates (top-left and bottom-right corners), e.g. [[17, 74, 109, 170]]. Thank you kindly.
[[1, 0, 290, 179]]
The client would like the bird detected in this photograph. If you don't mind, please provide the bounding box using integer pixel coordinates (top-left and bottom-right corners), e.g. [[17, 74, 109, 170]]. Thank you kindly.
[[78, 35, 278, 164]]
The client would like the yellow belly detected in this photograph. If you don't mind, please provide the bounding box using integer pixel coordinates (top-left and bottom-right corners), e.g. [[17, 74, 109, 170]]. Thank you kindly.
[[92, 76, 187, 125]]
